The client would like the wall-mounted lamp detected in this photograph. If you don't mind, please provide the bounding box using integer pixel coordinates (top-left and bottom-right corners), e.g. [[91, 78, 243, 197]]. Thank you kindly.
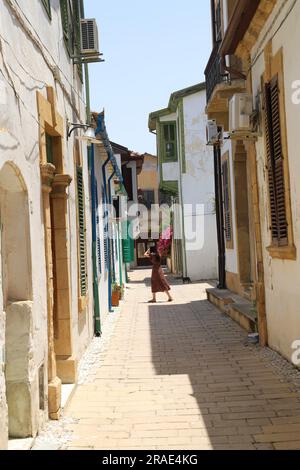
[[67, 121, 96, 141]]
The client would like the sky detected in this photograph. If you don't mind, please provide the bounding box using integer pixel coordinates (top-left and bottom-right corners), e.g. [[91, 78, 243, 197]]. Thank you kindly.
[[84, 0, 212, 154]]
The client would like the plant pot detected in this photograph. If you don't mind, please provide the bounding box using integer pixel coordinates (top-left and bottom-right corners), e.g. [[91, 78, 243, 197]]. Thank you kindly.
[[112, 291, 120, 307]]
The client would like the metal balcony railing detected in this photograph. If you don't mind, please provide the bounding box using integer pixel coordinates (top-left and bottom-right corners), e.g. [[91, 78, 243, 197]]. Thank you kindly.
[[204, 41, 227, 103]]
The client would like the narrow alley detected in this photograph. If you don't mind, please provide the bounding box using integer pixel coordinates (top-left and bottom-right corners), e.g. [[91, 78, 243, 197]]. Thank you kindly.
[[40, 270, 300, 451]]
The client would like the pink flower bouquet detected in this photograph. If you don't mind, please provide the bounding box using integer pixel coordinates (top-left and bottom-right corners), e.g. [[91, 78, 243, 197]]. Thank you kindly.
[[157, 226, 173, 257]]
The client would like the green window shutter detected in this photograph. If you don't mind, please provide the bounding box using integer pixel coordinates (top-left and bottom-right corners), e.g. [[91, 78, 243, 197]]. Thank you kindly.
[[122, 221, 131, 263], [161, 122, 178, 162], [60, 0, 75, 55], [122, 221, 134, 263], [42, 0, 52, 19], [95, 184, 102, 275], [130, 236, 134, 262], [45, 134, 54, 164], [77, 166, 87, 296], [159, 181, 179, 197], [72, 0, 83, 81], [60, 0, 69, 41]]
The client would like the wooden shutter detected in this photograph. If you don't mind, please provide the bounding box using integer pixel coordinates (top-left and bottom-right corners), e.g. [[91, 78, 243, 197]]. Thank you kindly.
[[102, 187, 109, 271], [77, 166, 87, 296], [162, 123, 177, 162], [72, 0, 83, 80], [122, 221, 134, 263], [222, 160, 232, 242], [264, 76, 288, 246], [60, 0, 69, 41], [95, 184, 102, 275]]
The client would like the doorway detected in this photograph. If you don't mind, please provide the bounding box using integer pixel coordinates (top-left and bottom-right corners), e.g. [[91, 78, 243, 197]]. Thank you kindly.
[[234, 141, 252, 289], [0, 162, 37, 438]]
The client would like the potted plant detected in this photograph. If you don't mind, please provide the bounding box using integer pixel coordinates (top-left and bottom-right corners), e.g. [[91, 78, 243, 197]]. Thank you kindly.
[[111, 283, 120, 307]]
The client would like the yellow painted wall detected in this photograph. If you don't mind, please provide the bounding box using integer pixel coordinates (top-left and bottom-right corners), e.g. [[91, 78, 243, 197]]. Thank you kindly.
[[138, 154, 159, 203]]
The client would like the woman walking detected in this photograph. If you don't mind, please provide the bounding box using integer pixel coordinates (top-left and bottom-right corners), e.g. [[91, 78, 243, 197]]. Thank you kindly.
[[145, 248, 173, 303]]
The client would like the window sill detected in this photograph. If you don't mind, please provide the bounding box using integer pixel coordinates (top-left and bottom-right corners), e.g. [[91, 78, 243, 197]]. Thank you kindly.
[[78, 294, 88, 313], [267, 244, 297, 261]]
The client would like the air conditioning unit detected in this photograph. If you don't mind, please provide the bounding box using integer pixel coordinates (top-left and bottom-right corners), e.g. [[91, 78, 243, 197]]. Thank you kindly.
[[229, 93, 253, 133], [80, 19, 100, 55], [206, 119, 222, 145]]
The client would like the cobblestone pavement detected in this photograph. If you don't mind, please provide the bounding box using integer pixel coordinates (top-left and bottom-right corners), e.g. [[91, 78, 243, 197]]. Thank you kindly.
[[38, 269, 300, 450]]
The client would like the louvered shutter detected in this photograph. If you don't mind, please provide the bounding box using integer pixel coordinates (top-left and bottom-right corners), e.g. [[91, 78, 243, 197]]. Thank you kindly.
[[102, 187, 109, 271], [72, 0, 83, 80], [77, 167, 87, 296], [60, 0, 69, 41], [122, 221, 132, 263], [162, 123, 177, 162], [264, 76, 288, 246], [222, 160, 232, 242], [95, 184, 102, 275]]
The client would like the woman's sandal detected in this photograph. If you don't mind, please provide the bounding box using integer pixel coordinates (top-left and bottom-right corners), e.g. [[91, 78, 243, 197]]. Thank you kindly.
[[148, 300, 157, 303]]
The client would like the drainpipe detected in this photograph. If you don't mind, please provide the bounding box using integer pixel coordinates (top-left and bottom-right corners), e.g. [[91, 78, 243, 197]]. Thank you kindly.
[[89, 144, 102, 335], [108, 170, 116, 283], [211, 0, 217, 45], [102, 156, 113, 312], [214, 144, 226, 289], [178, 166, 188, 280]]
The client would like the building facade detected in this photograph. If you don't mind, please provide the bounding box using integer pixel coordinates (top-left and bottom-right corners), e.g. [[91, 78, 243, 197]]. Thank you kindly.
[[136, 153, 160, 266], [149, 83, 218, 282], [205, 0, 300, 364], [0, 0, 99, 448]]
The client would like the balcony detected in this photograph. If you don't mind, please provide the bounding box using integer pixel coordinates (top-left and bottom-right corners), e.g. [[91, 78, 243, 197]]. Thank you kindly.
[[205, 41, 226, 103], [204, 43, 246, 130]]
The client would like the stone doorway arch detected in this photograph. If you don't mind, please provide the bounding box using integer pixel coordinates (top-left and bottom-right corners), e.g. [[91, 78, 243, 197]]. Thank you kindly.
[[0, 162, 38, 439]]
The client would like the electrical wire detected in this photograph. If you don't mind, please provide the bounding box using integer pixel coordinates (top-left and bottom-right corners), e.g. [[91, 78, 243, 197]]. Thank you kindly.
[[3, 0, 86, 120], [13, 0, 87, 108], [0, 33, 48, 88], [0, 66, 45, 133]]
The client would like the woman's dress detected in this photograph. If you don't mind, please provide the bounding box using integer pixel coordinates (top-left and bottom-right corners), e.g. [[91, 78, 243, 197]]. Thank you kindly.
[[150, 255, 171, 293]]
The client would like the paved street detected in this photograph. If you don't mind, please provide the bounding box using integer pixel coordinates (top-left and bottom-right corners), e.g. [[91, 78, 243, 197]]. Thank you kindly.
[[62, 269, 300, 450]]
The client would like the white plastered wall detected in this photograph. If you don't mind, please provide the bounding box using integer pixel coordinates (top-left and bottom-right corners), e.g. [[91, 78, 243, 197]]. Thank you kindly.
[[0, 0, 93, 443], [181, 90, 218, 281], [251, 0, 300, 362]]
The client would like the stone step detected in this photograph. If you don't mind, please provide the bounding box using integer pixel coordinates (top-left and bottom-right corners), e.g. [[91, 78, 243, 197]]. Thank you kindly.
[[206, 288, 257, 333]]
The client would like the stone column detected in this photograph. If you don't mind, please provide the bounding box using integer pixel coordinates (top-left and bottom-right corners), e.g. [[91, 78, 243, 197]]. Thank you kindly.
[[50, 174, 77, 384], [40, 163, 61, 420]]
